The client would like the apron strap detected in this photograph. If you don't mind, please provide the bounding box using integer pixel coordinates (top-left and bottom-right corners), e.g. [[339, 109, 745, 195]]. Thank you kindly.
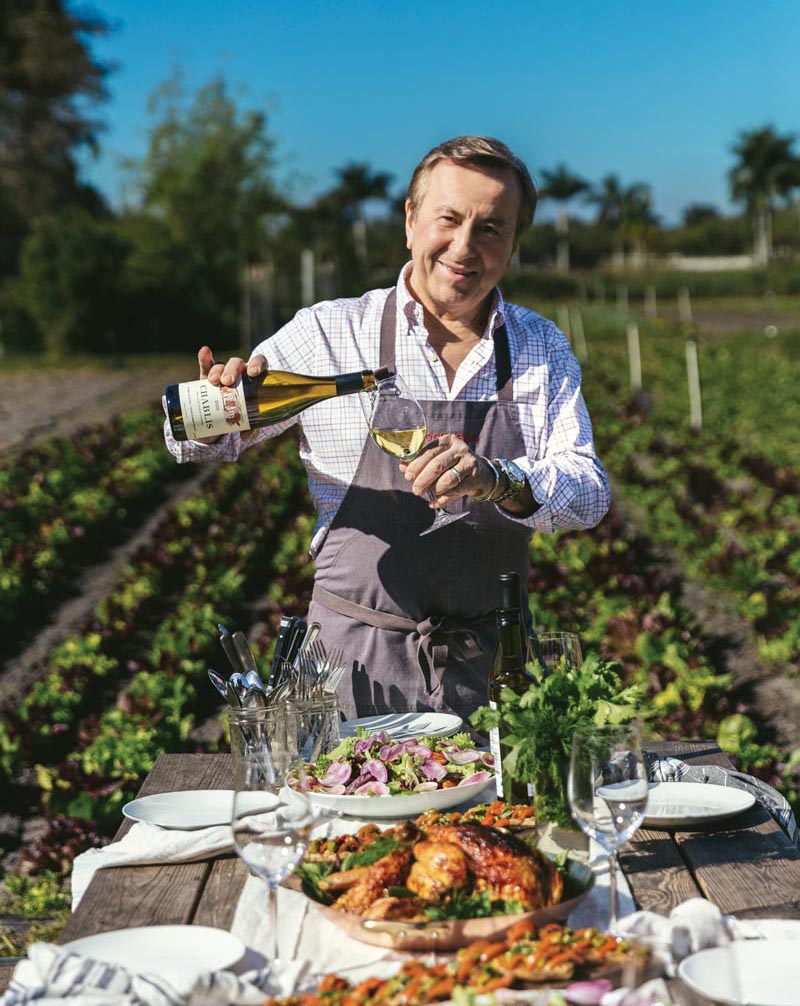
[[379, 287, 513, 399], [312, 583, 491, 698]]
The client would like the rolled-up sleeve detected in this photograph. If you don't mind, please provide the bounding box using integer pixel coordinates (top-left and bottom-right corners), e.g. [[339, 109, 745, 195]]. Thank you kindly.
[[502, 326, 610, 532]]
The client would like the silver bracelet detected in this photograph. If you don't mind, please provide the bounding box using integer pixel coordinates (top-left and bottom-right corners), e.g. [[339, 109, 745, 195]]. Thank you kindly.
[[474, 456, 501, 502]]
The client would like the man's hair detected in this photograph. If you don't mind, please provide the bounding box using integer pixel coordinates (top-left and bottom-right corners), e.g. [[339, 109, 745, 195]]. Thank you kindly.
[[407, 136, 537, 242]]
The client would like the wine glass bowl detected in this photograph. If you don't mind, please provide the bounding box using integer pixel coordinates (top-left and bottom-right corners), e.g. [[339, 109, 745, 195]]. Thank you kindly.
[[362, 373, 427, 460], [567, 722, 648, 931], [533, 631, 583, 673], [362, 373, 468, 535]]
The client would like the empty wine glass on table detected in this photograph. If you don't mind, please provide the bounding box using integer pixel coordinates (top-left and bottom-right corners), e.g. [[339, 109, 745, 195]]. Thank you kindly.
[[532, 631, 583, 673], [361, 372, 468, 535], [230, 707, 316, 981], [568, 721, 648, 932]]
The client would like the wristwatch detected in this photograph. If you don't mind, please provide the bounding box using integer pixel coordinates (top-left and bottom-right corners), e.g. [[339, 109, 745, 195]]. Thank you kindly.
[[492, 458, 528, 504]]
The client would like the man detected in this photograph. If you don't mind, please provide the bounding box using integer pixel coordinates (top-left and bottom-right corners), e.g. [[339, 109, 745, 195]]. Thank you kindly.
[[164, 135, 610, 720]]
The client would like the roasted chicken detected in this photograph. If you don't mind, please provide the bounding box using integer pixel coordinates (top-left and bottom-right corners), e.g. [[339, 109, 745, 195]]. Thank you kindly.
[[313, 821, 563, 919], [320, 847, 414, 914], [421, 823, 563, 909]]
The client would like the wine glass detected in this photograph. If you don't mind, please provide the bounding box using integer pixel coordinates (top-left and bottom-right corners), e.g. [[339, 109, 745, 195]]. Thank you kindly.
[[362, 373, 468, 535], [567, 721, 648, 932], [230, 708, 315, 979], [532, 631, 583, 674]]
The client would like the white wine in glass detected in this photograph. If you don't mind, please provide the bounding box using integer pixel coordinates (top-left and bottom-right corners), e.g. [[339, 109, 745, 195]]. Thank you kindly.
[[363, 373, 468, 534]]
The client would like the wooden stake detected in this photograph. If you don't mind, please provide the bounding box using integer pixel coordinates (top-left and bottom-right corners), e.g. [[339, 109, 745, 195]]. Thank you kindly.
[[627, 322, 642, 392], [685, 339, 703, 431], [571, 307, 588, 363], [644, 285, 657, 318], [301, 248, 315, 307], [678, 286, 693, 324], [617, 285, 629, 315], [557, 304, 572, 343]]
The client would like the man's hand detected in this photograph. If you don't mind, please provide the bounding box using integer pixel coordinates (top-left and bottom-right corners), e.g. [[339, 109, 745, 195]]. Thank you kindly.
[[199, 345, 267, 384], [193, 346, 268, 444], [399, 434, 497, 508]]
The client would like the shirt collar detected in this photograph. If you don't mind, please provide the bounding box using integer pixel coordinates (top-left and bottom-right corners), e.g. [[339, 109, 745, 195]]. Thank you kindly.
[[396, 263, 506, 338]]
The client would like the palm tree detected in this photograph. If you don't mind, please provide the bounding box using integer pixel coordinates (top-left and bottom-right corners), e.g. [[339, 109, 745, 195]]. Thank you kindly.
[[539, 163, 589, 272], [587, 176, 658, 268], [728, 126, 800, 266], [621, 183, 658, 268], [586, 174, 627, 266], [328, 162, 393, 270]]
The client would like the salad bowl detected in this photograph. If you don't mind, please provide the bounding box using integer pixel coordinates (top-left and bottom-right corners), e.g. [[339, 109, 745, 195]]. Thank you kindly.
[[303, 730, 495, 819], [307, 773, 495, 818]]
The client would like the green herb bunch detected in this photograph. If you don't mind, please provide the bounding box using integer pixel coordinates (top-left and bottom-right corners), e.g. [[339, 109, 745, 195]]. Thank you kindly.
[[471, 653, 643, 828]]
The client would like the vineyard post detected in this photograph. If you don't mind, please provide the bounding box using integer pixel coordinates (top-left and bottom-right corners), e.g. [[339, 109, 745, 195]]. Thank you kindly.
[[678, 286, 693, 324], [644, 286, 657, 318], [301, 248, 316, 307], [627, 322, 642, 392], [571, 307, 588, 363], [557, 304, 572, 344], [617, 285, 629, 315], [685, 339, 703, 431]]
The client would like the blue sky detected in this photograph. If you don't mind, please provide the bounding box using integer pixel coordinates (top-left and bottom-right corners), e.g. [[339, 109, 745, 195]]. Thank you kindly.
[[80, 0, 800, 225]]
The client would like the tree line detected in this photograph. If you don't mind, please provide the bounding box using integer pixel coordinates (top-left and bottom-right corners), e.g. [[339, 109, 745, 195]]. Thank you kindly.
[[1, 2, 800, 357]]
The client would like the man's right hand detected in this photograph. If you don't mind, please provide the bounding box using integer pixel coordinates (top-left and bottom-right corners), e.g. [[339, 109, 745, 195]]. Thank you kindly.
[[199, 345, 268, 385], [193, 346, 268, 444]]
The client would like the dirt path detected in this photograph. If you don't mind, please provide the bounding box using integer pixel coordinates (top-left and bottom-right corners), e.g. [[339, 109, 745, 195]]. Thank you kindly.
[[0, 364, 175, 455]]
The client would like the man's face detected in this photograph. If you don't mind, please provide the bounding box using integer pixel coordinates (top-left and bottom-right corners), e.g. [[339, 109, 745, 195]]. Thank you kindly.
[[405, 159, 520, 325]]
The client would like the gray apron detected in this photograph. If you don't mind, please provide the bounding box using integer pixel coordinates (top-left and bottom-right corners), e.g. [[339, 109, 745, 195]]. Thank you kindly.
[[309, 289, 532, 721]]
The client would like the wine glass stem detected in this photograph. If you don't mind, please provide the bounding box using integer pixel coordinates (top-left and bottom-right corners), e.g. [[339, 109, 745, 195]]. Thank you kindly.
[[607, 850, 620, 931], [266, 881, 280, 967]]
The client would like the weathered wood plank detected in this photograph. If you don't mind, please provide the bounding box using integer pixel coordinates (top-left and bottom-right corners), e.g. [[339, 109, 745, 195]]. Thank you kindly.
[[58, 861, 211, 942], [58, 753, 234, 943], [194, 856, 250, 930], [619, 829, 701, 913], [675, 811, 800, 915]]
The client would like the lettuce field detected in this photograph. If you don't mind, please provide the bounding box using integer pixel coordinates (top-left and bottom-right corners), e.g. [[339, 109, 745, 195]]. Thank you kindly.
[[1, 297, 799, 949]]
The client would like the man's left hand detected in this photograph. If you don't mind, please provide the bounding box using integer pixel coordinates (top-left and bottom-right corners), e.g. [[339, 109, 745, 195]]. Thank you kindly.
[[399, 434, 497, 507]]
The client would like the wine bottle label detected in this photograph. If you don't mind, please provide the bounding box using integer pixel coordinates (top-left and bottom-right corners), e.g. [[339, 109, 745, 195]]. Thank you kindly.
[[488, 709, 504, 801], [178, 380, 251, 439]]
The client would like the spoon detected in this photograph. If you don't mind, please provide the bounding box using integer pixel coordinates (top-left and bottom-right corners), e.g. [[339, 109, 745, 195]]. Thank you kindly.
[[207, 667, 229, 699]]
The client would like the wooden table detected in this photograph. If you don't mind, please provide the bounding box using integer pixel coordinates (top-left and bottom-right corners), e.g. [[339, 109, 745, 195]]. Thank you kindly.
[[3, 741, 799, 997]]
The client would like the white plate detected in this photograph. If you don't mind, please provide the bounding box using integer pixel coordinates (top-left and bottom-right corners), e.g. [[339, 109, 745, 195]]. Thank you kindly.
[[63, 925, 244, 988], [123, 789, 277, 829], [678, 940, 800, 1005], [643, 781, 755, 828], [308, 773, 494, 819], [732, 918, 800, 941], [339, 712, 463, 742]]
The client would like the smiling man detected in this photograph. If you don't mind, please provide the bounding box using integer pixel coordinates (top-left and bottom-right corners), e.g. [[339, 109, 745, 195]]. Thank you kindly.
[[164, 136, 610, 720]]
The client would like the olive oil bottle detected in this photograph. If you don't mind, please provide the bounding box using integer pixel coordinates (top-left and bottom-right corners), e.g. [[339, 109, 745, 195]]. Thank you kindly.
[[488, 571, 535, 804]]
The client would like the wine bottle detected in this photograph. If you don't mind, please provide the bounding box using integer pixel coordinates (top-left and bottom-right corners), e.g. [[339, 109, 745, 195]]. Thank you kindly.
[[488, 571, 535, 804], [165, 366, 393, 442]]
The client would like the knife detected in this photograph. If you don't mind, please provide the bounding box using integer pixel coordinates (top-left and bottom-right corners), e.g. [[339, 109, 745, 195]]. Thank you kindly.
[[269, 615, 295, 685], [218, 623, 244, 675], [284, 617, 308, 667], [232, 630, 259, 676]]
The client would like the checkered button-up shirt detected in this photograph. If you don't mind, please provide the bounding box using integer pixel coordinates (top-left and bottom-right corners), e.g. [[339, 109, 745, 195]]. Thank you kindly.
[[164, 265, 610, 556]]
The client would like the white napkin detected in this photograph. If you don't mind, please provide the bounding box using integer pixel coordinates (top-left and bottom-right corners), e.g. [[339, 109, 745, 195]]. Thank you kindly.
[[614, 897, 734, 976], [71, 823, 234, 910], [1, 941, 271, 1006]]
